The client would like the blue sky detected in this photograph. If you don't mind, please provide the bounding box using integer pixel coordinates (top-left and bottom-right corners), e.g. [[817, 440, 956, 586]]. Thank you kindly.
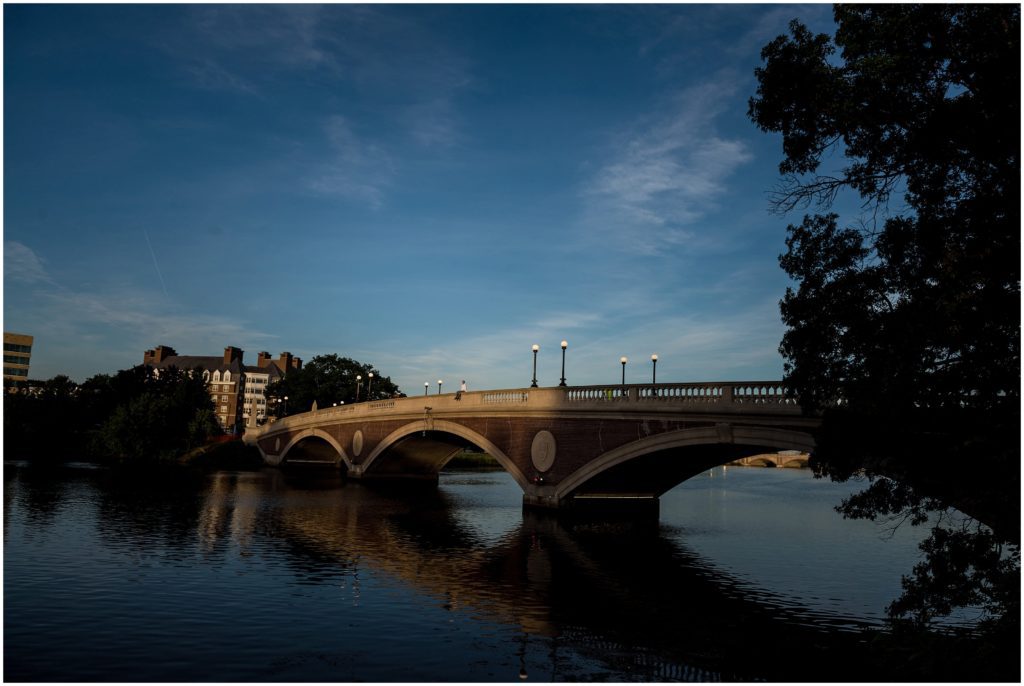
[[3, 3, 838, 392]]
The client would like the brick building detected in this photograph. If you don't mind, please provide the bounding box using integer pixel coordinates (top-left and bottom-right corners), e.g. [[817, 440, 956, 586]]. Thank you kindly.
[[143, 345, 301, 432]]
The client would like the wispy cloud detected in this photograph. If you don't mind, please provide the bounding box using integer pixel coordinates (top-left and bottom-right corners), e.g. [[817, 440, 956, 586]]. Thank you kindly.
[[186, 58, 258, 95], [727, 5, 835, 59], [4, 241, 53, 285], [405, 97, 460, 149], [581, 77, 753, 255], [365, 288, 784, 393], [4, 242, 276, 379], [188, 5, 336, 73], [306, 115, 395, 207], [177, 5, 470, 150]]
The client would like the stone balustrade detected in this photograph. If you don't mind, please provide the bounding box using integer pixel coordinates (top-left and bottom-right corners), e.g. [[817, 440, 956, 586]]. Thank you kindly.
[[481, 391, 530, 404], [249, 381, 801, 440]]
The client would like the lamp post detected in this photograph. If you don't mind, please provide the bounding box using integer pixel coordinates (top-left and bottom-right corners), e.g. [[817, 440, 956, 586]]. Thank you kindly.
[[356, 375, 362, 402], [559, 340, 568, 387], [367, 372, 374, 399], [283, 395, 289, 415], [651, 353, 658, 384], [438, 379, 443, 395], [424, 382, 429, 396], [531, 344, 540, 388], [620, 357, 627, 388]]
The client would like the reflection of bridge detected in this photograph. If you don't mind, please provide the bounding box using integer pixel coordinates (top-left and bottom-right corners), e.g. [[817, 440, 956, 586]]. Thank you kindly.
[[243, 382, 818, 512], [194, 470, 856, 680]]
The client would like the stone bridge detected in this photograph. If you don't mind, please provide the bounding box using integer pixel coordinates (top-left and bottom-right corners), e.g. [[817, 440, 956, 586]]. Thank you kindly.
[[243, 382, 818, 513]]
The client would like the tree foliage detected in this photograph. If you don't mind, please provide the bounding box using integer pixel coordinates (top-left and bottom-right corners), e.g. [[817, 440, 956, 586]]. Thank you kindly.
[[266, 354, 402, 416], [748, 4, 1019, 633], [94, 366, 219, 465], [4, 365, 219, 466]]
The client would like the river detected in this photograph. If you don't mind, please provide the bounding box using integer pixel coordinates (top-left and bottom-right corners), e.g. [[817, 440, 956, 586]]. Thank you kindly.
[[3, 461, 964, 681]]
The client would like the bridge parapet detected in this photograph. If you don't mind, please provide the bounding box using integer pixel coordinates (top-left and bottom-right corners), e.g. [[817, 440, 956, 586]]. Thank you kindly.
[[246, 381, 801, 443], [481, 390, 530, 404], [565, 382, 796, 406]]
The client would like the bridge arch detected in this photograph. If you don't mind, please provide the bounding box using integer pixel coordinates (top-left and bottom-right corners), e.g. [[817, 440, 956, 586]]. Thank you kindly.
[[279, 428, 352, 469], [360, 419, 529, 489], [555, 425, 816, 501]]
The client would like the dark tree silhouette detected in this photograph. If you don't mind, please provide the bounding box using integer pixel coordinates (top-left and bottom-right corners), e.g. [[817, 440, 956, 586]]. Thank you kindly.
[[748, 4, 1018, 637], [266, 354, 402, 416], [4, 365, 219, 466]]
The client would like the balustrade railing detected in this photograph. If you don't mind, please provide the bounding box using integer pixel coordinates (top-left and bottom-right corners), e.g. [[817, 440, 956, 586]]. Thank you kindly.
[[730, 383, 796, 405], [249, 381, 800, 438], [565, 386, 630, 401], [635, 384, 725, 401], [482, 391, 530, 404], [567, 383, 727, 402]]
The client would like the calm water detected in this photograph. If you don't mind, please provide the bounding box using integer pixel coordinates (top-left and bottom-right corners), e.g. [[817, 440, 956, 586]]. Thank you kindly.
[[4, 462, 958, 681]]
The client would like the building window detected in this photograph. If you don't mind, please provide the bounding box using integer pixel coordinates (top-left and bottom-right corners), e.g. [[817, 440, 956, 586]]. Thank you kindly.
[[213, 371, 221, 382], [223, 371, 231, 383], [3, 343, 32, 354], [3, 355, 30, 365], [3, 367, 28, 377]]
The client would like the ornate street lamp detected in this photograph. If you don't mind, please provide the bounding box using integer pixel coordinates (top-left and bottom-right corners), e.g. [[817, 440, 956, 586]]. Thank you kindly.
[[356, 375, 362, 402], [424, 382, 429, 396], [284, 395, 289, 415], [438, 379, 443, 395], [651, 353, 658, 384], [620, 357, 628, 387], [559, 340, 568, 387], [368, 372, 374, 399], [531, 344, 540, 388]]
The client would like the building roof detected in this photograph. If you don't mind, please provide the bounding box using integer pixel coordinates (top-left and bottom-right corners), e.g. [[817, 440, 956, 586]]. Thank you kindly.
[[150, 356, 245, 375], [244, 363, 285, 381]]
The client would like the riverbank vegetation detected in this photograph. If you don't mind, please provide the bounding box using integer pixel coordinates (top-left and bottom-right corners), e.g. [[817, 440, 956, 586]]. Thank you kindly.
[[748, 3, 1018, 665], [4, 365, 233, 469], [443, 449, 501, 470]]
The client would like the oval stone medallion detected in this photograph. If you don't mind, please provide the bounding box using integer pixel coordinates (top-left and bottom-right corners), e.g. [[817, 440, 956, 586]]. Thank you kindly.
[[352, 430, 364, 457], [530, 430, 556, 472]]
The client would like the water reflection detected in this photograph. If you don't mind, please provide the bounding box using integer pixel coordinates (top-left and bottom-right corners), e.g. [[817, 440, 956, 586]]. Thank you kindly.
[[199, 468, 882, 678], [3, 463, 927, 681]]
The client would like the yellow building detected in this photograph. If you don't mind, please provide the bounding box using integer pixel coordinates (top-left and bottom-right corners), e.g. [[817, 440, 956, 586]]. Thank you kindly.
[[3, 332, 33, 390]]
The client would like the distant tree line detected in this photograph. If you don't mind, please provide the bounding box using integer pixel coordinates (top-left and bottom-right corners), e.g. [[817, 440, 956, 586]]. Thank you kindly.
[[4, 365, 220, 466], [266, 354, 402, 417], [4, 353, 404, 464]]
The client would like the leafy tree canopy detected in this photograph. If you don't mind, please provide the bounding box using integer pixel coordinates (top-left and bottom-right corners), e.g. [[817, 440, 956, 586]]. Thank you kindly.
[[749, 4, 1019, 634], [94, 365, 219, 465], [266, 354, 402, 416], [4, 365, 219, 466]]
